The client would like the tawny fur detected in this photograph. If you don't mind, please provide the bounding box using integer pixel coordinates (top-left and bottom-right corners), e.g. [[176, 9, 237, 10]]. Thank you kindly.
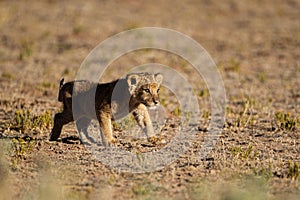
[[49, 72, 163, 145]]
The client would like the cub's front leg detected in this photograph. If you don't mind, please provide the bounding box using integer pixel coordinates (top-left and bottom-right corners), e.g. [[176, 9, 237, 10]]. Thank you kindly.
[[132, 103, 155, 139]]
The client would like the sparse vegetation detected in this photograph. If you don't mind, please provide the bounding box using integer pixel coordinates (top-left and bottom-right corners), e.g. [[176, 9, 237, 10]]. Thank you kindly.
[[73, 25, 84, 35], [19, 38, 33, 60], [132, 182, 157, 197], [41, 81, 52, 88], [257, 71, 266, 83], [11, 109, 53, 133], [253, 165, 273, 180], [132, 184, 150, 196], [63, 68, 70, 76], [232, 98, 256, 128], [1, 72, 14, 79], [189, 176, 270, 200], [287, 161, 300, 180], [226, 58, 241, 73], [202, 110, 210, 119], [124, 23, 140, 31], [196, 88, 209, 98], [230, 145, 259, 160], [275, 111, 297, 131], [10, 137, 35, 169], [113, 115, 137, 130], [12, 109, 32, 132], [172, 106, 181, 116], [0, 0, 299, 199]]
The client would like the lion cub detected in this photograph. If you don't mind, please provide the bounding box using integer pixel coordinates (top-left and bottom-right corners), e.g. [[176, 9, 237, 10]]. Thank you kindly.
[[49, 72, 163, 145]]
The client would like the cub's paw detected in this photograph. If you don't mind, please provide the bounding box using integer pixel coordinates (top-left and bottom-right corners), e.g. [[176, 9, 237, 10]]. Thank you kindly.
[[148, 136, 160, 143], [110, 138, 117, 143], [108, 138, 117, 146], [102, 138, 117, 147]]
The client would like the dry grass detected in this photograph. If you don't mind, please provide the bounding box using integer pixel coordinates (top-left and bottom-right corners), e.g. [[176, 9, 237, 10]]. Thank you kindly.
[[0, 0, 299, 199]]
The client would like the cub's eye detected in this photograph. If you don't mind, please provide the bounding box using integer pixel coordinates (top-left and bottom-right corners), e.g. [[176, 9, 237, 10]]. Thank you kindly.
[[144, 89, 150, 93]]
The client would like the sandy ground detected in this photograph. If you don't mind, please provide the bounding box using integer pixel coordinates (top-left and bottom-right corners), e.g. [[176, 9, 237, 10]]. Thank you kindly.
[[0, 0, 300, 199]]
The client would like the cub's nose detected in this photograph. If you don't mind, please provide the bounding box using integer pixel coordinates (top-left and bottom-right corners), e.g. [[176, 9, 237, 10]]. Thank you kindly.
[[153, 98, 159, 105]]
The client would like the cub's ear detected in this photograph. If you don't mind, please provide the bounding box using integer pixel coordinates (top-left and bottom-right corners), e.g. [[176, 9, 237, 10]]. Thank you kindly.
[[155, 73, 163, 85], [126, 73, 141, 94]]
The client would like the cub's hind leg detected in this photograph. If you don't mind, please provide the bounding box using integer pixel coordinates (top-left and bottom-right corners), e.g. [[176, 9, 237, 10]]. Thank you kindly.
[[97, 112, 115, 146], [75, 117, 91, 133], [49, 110, 74, 141], [75, 117, 99, 144]]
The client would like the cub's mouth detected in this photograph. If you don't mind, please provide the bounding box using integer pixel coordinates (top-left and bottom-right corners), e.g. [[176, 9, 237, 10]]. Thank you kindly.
[[143, 99, 160, 107]]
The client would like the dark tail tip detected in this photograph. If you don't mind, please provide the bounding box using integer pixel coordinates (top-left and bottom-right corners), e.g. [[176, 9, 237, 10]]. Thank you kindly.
[[58, 78, 64, 102], [59, 78, 64, 89]]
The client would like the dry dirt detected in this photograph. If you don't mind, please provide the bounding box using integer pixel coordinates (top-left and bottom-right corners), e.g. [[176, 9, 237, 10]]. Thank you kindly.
[[0, 0, 300, 199]]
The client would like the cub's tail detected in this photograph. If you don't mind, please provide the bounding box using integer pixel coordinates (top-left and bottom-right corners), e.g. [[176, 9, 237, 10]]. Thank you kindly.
[[58, 78, 64, 102]]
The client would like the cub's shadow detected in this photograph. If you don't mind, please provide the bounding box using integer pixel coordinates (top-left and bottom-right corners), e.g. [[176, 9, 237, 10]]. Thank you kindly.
[[61, 135, 81, 144]]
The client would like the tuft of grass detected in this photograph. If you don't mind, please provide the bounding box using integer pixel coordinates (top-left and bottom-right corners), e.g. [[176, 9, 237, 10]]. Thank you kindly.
[[257, 71, 266, 83], [226, 58, 241, 73], [253, 164, 273, 180], [136, 151, 145, 165], [287, 161, 300, 180], [1, 72, 14, 79], [160, 97, 166, 107], [189, 176, 270, 200], [73, 25, 84, 35], [11, 109, 53, 132], [114, 115, 137, 131], [10, 137, 35, 169], [63, 68, 70, 76], [230, 145, 259, 160], [19, 38, 33, 60], [234, 98, 255, 128], [36, 81, 56, 92], [64, 188, 89, 200], [40, 30, 51, 39], [275, 111, 297, 131], [41, 81, 53, 88], [172, 106, 181, 116], [13, 109, 32, 132], [132, 182, 154, 196], [33, 110, 53, 129], [197, 88, 209, 98], [124, 23, 140, 31], [202, 110, 210, 119], [132, 184, 149, 196]]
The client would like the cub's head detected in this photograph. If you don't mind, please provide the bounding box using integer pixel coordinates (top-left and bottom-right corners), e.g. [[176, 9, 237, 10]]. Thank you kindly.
[[127, 72, 163, 107]]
